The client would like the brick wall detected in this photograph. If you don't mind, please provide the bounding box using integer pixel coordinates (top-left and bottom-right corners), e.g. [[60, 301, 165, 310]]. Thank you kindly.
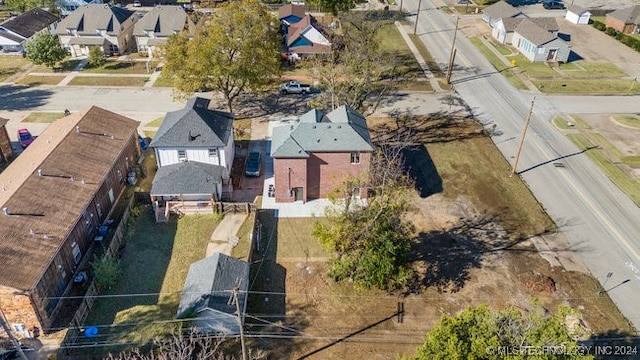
[[274, 157, 308, 202], [0, 285, 40, 338], [273, 152, 371, 203], [0, 125, 12, 164], [605, 16, 627, 32]]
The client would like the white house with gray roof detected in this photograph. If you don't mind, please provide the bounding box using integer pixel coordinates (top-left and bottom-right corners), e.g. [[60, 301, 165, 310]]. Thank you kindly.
[[512, 18, 570, 63], [133, 6, 194, 57], [149, 97, 235, 204], [177, 253, 249, 334], [270, 105, 373, 203], [482, 1, 524, 28], [55, 4, 136, 57]]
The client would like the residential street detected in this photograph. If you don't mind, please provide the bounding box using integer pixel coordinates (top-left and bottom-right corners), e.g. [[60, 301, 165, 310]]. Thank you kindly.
[[408, 0, 640, 330]]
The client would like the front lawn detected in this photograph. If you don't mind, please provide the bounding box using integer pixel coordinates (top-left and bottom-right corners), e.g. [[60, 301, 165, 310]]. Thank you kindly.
[[612, 114, 640, 128], [469, 37, 527, 90], [82, 209, 220, 351], [21, 112, 65, 123], [152, 73, 175, 87], [536, 79, 640, 94], [68, 76, 149, 87], [0, 55, 28, 82], [15, 75, 64, 86], [31, 59, 82, 73], [83, 60, 158, 74]]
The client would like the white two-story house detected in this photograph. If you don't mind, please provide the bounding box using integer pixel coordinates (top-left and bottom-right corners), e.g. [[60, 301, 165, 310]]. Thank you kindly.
[[149, 97, 235, 206]]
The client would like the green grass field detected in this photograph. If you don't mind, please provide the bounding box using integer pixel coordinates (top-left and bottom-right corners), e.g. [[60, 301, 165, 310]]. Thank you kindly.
[[68, 76, 149, 87], [15, 75, 64, 86], [83, 60, 158, 74], [567, 134, 640, 206], [21, 112, 65, 123], [612, 114, 640, 128]]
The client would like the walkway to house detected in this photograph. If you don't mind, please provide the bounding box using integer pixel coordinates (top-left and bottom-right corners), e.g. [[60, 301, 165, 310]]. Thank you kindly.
[[205, 212, 248, 257]]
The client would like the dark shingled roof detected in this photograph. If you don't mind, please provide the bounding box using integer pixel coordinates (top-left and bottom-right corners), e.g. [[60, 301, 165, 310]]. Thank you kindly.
[[150, 97, 234, 148], [271, 105, 373, 158], [0, 8, 58, 38], [529, 17, 559, 33], [607, 5, 640, 26], [177, 253, 249, 319], [567, 4, 589, 15], [0, 107, 139, 291], [515, 18, 557, 46], [150, 161, 224, 196]]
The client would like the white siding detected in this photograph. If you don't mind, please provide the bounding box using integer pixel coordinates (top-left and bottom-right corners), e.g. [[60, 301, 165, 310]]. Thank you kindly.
[[156, 147, 226, 168]]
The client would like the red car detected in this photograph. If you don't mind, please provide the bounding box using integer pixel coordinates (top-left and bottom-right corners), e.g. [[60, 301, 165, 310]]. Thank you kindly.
[[17, 128, 35, 149]]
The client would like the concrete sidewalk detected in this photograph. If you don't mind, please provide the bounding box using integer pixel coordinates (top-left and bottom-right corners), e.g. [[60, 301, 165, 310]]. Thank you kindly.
[[205, 213, 248, 257]]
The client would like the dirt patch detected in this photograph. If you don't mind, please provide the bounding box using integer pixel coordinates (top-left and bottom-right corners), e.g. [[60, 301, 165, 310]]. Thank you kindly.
[[247, 193, 633, 359]]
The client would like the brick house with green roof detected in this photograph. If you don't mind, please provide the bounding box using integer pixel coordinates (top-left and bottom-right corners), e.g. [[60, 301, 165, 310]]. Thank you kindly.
[[270, 105, 373, 203]]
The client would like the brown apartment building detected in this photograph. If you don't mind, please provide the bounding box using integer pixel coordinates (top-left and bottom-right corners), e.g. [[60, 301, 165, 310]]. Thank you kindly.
[[0, 107, 140, 335]]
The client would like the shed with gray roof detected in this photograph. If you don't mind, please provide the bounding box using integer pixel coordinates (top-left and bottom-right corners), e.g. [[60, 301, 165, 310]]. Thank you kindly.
[[566, 5, 591, 25], [177, 253, 249, 334]]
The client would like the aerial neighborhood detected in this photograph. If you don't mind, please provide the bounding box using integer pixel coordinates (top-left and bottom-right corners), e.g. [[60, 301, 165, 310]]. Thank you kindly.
[[0, 0, 640, 358]]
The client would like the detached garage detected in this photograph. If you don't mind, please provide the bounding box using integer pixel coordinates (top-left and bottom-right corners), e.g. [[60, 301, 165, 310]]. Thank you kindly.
[[565, 5, 591, 25]]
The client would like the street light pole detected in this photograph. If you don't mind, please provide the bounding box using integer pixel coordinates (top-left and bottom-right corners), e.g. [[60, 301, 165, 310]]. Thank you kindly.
[[510, 97, 536, 177], [413, 0, 423, 35]]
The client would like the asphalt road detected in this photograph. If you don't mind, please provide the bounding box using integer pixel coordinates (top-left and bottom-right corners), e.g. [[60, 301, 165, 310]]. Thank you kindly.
[[410, 0, 640, 329]]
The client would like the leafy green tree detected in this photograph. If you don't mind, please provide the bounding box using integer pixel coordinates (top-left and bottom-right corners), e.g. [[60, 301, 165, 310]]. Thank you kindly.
[[87, 46, 107, 68], [308, 12, 402, 113], [307, 0, 356, 15], [313, 145, 415, 291], [92, 254, 123, 292], [25, 32, 68, 69], [409, 304, 593, 360], [6, 0, 55, 13], [162, 0, 280, 112]]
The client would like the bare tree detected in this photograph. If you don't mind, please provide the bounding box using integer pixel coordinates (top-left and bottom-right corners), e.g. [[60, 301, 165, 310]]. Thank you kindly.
[[108, 328, 264, 360]]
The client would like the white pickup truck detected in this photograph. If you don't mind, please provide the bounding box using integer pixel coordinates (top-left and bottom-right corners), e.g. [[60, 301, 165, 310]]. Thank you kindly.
[[279, 81, 311, 95]]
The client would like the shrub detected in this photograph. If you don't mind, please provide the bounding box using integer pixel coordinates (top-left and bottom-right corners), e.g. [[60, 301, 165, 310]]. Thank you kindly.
[[605, 27, 618, 36], [91, 254, 123, 291], [591, 20, 606, 31], [88, 46, 107, 67]]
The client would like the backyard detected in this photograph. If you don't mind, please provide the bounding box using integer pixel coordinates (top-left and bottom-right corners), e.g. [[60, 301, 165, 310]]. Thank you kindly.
[[76, 208, 220, 355], [242, 112, 634, 358]]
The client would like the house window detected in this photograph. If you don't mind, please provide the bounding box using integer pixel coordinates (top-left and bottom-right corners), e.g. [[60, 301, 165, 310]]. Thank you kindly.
[[350, 152, 360, 164], [208, 148, 218, 157], [178, 150, 187, 161], [108, 188, 115, 203], [72, 242, 81, 264], [109, 44, 119, 53]]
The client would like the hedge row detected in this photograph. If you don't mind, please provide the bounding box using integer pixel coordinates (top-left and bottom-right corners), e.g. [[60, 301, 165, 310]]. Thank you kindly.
[[591, 19, 640, 53]]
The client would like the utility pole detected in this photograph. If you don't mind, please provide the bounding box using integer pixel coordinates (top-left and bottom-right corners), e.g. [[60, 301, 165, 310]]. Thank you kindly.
[[232, 287, 248, 360], [400, 0, 403, 13], [446, 16, 461, 84], [510, 97, 536, 177], [413, 0, 423, 35], [0, 309, 28, 360]]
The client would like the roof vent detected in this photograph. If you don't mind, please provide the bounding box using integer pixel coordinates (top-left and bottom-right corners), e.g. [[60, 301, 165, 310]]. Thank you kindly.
[[37, 169, 42, 177], [327, 125, 331, 129], [337, 125, 341, 129], [2, 207, 8, 216], [316, 138, 320, 143], [312, 125, 316, 129], [30, 229, 35, 236], [75, 126, 80, 133], [290, 125, 294, 130], [334, 138, 337, 141]]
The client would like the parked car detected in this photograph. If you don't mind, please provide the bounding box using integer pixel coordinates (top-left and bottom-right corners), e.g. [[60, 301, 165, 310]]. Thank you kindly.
[[17, 128, 35, 149], [543, 1, 565, 9], [279, 80, 311, 95], [133, 0, 141, 7], [245, 152, 262, 177]]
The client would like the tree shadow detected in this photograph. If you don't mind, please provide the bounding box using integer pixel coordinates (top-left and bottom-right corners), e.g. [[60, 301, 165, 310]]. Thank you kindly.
[[230, 92, 312, 120], [409, 216, 556, 293], [402, 145, 443, 197], [582, 329, 640, 359], [0, 84, 53, 110]]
